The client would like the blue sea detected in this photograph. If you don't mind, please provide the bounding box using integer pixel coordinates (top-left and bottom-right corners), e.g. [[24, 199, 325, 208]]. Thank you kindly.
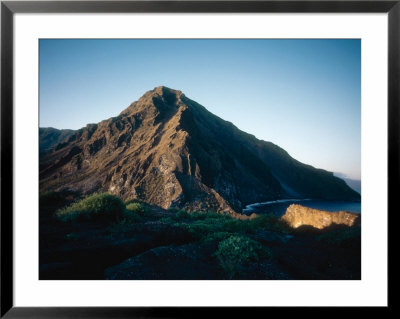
[[242, 199, 361, 217]]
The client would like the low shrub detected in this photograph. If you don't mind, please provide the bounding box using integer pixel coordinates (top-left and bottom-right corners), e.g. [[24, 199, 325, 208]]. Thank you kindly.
[[202, 231, 233, 243], [190, 211, 231, 221], [175, 210, 231, 221], [173, 212, 265, 240], [184, 220, 224, 238], [159, 217, 177, 224], [165, 210, 289, 243], [247, 214, 291, 234], [176, 209, 191, 219], [222, 218, 252, 233], [214, 235, 269, 279], [56, 193, 125, 222], [107, 203, 146, 236], [126, 202, 148, 217], [122, 208, 143, 223]]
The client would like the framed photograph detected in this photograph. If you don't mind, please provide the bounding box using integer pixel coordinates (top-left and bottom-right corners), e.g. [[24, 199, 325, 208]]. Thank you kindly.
[[1, 0, 395, 316]]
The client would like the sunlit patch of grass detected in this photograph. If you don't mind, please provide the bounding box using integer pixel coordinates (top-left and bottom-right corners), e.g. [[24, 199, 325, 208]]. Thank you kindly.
[[56, 193, 125, 222], [125, 202, 150, 217], [169, 210, 290, 241]]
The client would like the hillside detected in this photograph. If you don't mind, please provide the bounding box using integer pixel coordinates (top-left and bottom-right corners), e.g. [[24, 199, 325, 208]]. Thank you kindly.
[[39, 86, 360, 215], [39, 127, 74, 154]]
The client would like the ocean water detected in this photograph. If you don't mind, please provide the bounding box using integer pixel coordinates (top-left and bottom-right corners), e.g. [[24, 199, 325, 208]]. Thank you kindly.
[[242, 199, 361, 217]]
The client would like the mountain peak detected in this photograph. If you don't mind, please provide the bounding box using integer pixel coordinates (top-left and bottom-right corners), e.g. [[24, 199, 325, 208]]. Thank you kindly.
[[147, 86, 183, 100], [153, 85, 181, 94], [120, 86, 184, 117]]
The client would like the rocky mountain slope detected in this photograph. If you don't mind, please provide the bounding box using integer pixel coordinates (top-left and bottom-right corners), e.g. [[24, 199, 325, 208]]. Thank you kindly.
[[39, 86, 360, 215], [39, 127, 74, 154]]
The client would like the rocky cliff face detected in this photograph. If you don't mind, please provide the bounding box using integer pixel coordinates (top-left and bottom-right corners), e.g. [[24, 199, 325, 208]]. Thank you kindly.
[[281, 204, 360, 229], [39, 86, 360, 215]]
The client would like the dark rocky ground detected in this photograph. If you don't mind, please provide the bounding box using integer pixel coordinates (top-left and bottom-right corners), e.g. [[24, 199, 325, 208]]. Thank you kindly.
[[39, 194, 361, 280]]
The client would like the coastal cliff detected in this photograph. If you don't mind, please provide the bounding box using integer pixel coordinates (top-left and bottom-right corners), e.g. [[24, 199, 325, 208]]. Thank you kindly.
[[281, 204, 360, 229]]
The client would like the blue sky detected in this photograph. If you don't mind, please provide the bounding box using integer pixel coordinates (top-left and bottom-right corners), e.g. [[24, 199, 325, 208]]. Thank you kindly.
[[39, 39, 361, 180]]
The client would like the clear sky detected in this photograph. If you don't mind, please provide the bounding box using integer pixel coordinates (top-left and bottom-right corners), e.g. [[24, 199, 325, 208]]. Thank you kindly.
[[39, 39, 361, 180]]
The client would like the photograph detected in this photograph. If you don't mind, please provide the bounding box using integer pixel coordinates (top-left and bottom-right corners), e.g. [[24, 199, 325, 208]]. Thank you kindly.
[[38, 39, 362, 280]]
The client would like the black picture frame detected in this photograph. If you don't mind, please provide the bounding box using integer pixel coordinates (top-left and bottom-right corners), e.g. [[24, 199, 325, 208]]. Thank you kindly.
[[1, 0, 395, 317]]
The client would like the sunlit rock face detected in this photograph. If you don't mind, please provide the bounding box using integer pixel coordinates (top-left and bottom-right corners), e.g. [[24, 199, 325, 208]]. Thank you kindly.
[[281, 204, 360, 229]]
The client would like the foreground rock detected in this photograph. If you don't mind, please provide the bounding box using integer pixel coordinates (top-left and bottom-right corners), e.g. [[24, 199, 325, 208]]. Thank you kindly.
[[105, 242, 223, 280], [281, 204, 360, 230]]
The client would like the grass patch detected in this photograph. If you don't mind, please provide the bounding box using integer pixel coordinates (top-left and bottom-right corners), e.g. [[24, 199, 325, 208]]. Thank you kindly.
[[247, 214, 291, 234], [107, 202, 148, 236], [170, 210, 290, 241], [159, 217, 177, 224], [214, 235, 271, 279], [202, 231, 233, 243], [122, 208, 143, 223], [107, 209, 143, 236], [125, 202, 149, 217], [56, 193, 125, 223], [176, 209, 191, 219]]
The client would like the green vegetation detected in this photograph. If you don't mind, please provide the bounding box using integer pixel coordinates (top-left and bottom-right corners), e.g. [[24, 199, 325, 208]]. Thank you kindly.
[[247, 214, 291, 234], [50, 193, 290, 248], [121, 208, 143, 223], [215, 235, 271, 279], [49, 194, 288, 278], [161, 210, 283, 278], [40, 191, 361, 280], [126, 202, 149, 217], [171, 210, 290, 240], [174, 209, 189, 219], [159, 217, 177, 224], [202, 231, 232, 243], [107, 201, 155, 236], [56, 193, 125, 222]]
